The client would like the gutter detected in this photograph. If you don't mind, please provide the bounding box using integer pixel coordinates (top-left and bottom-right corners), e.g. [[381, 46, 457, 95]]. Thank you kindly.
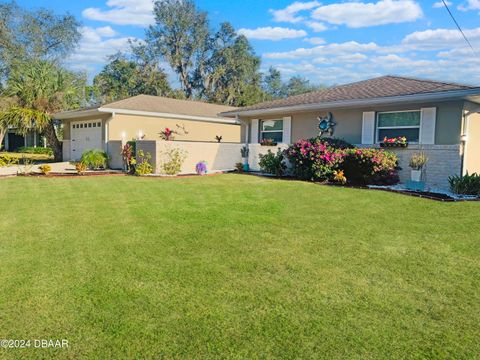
[[221, 88, 480, 117]]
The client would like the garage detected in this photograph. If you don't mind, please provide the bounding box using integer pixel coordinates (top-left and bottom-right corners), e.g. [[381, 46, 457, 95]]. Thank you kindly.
[[70, 119, 103, 161]]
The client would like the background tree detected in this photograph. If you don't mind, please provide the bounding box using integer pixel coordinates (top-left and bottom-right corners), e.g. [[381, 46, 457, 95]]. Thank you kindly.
[[0, 60, 85, 160], [0, 2, 81, 154], [146, 0, 209, 99], [198, 23, 264, 106], [0, 1, 80, 78], [93, 51, 172, 103], [284, 75, 323, 97], [263, 67, 284, 100]]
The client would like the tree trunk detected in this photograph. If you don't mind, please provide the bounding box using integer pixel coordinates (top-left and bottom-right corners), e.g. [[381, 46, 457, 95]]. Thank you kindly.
[[44, 122, 62, 161]]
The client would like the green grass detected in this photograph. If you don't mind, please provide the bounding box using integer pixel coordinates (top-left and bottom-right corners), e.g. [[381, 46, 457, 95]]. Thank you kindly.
[[0, 174, 479, 359]]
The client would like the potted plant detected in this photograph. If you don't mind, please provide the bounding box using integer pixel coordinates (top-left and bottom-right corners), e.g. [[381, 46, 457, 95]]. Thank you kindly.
[[409, 152, 428, 182], [196, 161, 207, 175], [260, 138, 277, 146], [240, 146, 249, 171]]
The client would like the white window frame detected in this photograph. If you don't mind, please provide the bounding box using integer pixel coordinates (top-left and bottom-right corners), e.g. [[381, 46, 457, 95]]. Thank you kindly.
[[260, 119, 284, 143], [376, 109, 422, 144]]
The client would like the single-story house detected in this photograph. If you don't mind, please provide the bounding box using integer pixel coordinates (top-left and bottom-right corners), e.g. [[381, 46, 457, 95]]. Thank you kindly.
[[1, 129, 45, 151], [54, 95, 241, 167], [221, 75, 480, 189]]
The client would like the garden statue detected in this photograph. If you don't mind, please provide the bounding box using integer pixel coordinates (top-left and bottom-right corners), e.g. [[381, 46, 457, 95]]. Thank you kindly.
[[318, 112, 336, 137]]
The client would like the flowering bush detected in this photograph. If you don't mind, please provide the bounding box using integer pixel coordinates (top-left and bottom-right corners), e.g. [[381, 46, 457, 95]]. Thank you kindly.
[[341, 148, 399, 185], [284, 137, 350, 181], [160, 127, 175, 141], [284, 137, 399, 185]]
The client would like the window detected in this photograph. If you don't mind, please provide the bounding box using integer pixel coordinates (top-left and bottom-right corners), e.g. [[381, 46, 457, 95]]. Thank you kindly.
[[97, 122, 101, 127], [377, 111, 421, 143], [260, 119, 283, 143], [88, 123, 92, 128], [93, 123, 96, 128]]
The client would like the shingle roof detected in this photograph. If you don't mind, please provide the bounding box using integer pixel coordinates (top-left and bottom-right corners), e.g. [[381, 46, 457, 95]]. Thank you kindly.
[[103, 95, 237, 118], [55, 95, 237, 120], [222, 75, 477, 115]]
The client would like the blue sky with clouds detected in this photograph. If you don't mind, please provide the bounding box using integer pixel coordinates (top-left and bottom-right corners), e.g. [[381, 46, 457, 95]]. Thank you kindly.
[[17, 0, 480, 85]]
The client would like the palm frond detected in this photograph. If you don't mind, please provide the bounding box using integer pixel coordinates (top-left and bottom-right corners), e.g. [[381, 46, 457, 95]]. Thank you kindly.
[[0, 106, 51, 135]]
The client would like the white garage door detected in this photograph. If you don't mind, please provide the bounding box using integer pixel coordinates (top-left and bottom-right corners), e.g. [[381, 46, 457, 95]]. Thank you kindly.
[[71, 120, 103, 161]]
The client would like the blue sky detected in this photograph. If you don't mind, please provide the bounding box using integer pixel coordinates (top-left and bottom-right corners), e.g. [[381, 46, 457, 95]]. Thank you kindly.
[[18, 0, 480, 85]]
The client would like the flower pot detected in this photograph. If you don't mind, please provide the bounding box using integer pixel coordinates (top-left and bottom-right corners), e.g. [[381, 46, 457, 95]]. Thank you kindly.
[[411, 169, 422, 182], [242, 157, 248, 165], [243, 164, 250, 172]]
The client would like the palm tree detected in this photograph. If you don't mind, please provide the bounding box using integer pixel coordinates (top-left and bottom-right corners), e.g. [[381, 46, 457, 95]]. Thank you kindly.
[[0, 60, 85, 160]]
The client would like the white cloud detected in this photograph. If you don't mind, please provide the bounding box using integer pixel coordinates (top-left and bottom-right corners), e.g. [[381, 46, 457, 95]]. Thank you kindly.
[[305, 21, 328, 32], [68, 27, 134, 71], [264, 41, 381, 59], [311, 0, 423, 28], [82, 0, 154, 27], [238, 27, 307, 41], [95, 26, 118, 37], [269, 1, 320, 23], [458, 0, 480, 10], [402, 27, 480, 50], [303, 37, 326, 45], [433, 1, 451, 8]]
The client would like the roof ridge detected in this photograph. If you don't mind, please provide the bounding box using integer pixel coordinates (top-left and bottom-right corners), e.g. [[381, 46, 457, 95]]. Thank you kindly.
[[382, 74, 475, 89], [104, 94, 237, 110]]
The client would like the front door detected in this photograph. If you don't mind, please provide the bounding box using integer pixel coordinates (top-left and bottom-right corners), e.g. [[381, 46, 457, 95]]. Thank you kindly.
[[7, 132, 25, 152]]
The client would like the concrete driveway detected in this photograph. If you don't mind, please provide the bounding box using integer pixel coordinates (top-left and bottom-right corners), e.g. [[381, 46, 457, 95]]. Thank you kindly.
[[0, 162, 76, 176]]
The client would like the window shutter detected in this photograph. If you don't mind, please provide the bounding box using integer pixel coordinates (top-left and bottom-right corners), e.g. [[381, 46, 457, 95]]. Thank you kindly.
[[420, 108, 436, 144], [362, 111, 375, 144], [251, 119, 259, 144], [283, 116, 292, 144]]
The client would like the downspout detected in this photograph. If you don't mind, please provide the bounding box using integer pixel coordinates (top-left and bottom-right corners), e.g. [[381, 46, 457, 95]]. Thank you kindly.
[[460, 110, 468, 176]]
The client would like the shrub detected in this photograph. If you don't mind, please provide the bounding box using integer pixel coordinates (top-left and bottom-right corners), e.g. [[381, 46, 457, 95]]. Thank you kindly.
[[17, 147, 53, 156], [121, 143, 136, 174], [259, 148, 287, 177], [448, 173, 480, 195], [38, 164, 52, 175], [342, 148, 399, 186], [80, 149, 109, 170], [160, 148, 187, 175], [0, 154, 19, 167], [409, 152, 428, 170], [284, 137, 347, 181], [135, 150, 153, 176], [75, 162, 87, 175], [235, 162, 244, 172]]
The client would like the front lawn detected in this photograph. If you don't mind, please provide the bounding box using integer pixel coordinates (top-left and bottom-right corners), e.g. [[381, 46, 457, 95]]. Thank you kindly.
[[0, 175, 479, 359]]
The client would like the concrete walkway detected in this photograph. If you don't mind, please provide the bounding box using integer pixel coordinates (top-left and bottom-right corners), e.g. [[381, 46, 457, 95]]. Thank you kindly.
[[0, 162, 76, 176]]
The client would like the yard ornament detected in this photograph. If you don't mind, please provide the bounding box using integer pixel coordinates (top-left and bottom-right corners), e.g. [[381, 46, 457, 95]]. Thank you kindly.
[[318, 112, 336, 137]]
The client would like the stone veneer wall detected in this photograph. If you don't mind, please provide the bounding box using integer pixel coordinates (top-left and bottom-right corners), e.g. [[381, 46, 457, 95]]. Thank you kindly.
[[381, 145, 462, 190]]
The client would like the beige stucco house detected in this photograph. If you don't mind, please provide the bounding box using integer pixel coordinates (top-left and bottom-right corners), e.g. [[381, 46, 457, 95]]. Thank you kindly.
[[55, 95, 241, 168], [221, 76, 480, 189]]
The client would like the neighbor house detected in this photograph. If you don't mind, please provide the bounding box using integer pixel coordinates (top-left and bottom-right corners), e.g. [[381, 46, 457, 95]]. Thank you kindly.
[[221, 76, 480, 189], [54, 95, 241, 168], [1, 129, 45, 152]]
